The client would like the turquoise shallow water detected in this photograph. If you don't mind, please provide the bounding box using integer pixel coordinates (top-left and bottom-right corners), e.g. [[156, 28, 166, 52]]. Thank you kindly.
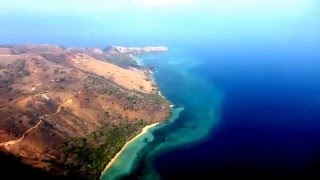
[[102, 107, 184, 180], [102, 48, 222, 179]]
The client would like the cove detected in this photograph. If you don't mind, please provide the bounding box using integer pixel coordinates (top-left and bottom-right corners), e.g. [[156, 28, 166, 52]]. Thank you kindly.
[[102, 47, 222, 179]]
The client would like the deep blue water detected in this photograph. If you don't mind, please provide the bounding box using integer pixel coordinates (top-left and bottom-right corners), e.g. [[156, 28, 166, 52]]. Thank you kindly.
[[151, 43, 320, 179]]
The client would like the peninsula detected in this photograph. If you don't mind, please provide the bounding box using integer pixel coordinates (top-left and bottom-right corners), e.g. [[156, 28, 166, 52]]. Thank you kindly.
[[105, 46, 168, 54], [0, 44, 171, 179]]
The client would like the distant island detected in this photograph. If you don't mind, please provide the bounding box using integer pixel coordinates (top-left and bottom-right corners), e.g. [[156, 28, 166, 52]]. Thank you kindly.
[[0, 44, 171, 179]]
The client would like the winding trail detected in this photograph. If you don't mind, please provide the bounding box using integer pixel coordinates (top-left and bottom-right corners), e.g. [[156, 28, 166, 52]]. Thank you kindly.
[[0, 119, 43, 148], [0, 92, 80, 149], [53, 97, 75, 115], [0, 107, 8, 111]]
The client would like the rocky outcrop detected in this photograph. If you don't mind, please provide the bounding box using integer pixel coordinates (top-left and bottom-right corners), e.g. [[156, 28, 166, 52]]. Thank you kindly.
[[105, 46, 168, 54]]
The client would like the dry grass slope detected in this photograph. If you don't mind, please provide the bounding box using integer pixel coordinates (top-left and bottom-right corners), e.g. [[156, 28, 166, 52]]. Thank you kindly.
[[0, 44, 170, 179]]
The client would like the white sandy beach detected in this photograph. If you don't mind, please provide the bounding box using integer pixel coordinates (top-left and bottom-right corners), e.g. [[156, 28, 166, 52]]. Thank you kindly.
[[100, 122, 160, 177]]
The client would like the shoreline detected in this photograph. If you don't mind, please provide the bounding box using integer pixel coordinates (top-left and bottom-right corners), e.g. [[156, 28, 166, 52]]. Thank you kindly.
[[101, 48, 169, 179], [100, 122, 160, 177]]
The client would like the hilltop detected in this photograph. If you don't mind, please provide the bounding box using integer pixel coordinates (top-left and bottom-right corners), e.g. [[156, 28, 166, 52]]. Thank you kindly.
[[0, 44, 171, 179]]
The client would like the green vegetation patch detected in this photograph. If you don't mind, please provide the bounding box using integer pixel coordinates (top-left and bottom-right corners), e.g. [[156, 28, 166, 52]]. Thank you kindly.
[[105, 53, 139, 68], [61, 121, 148, 179]]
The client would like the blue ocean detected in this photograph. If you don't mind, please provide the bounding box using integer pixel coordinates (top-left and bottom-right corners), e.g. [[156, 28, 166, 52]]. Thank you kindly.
[[1, 0, 320, 179]]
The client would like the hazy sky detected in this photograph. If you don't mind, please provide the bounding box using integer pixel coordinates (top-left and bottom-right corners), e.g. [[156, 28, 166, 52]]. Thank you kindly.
[[0, 0, 317, 16], [0, 0, 319, 46]]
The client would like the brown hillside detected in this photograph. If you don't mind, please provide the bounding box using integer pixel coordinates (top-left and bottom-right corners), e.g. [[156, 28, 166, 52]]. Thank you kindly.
[[0, 44, 170, 179]]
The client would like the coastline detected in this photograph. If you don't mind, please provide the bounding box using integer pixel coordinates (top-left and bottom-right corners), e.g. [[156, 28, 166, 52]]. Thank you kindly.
[[132, 55, 144, 67], [101, 47, 171, 179], [100, 122, 160, 177]]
